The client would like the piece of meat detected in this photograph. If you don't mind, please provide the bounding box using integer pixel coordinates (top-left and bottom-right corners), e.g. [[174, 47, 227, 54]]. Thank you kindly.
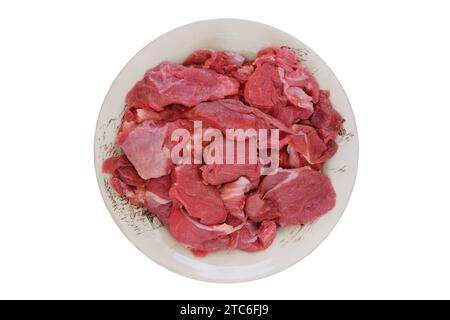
[[184, 49, 245, 73], [128, 104, 186, 123], [220, 177, 252, 224], [102, 155, 131, 174], [183, 49, 254, 84], [168, 204, 242, 250], [283, 65, 320, 104], [255, 47, 319, 103], [246, 167, 336, 226], [236, 221, 277, 252], [279, 68, 314, 118], [185, 98, 292, 133], [272, 104, 308, 126], [126, 62, 239, 111], [279, 146, 323, 171], [254, 47, 299, 71], [244, 63, 287, 113], [281, 124, 337, 164], [118, 120, 172, 180], [306, 90, 344, 143], [245, 192, 280, 222], [169, 165, 227, 225], [201, 164, 261, 186], [103, 47, 341, 256], [144, 175, 172, 225], [246, 47, 319, 119], [118, 119, 194, 180]]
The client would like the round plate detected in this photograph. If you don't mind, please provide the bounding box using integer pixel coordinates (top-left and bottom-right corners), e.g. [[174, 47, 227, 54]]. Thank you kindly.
[[94, 18, 358, 282]]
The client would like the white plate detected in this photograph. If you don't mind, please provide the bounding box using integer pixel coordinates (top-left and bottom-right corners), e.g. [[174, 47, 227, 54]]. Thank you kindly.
[[94, 18, 358, 283]]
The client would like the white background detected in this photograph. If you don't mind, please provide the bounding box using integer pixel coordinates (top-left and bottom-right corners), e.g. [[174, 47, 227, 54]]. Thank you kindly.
[[1, 0, 449, 300]]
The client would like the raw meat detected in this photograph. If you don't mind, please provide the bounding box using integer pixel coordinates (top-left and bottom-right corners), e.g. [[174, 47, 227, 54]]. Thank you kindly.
[[307, 90, 344, 143], [245, 47, 320, 122], [201, 164, 261, 186], [281, 124, 338, 164], [168, 204, 242, 251], [236, 221, 277, 252], [144, 175, 172, 225], [169, 165, 227, 225], [102, 47, 343, 256], [126, 62, 239, 111], [245, 167, 336, 226], [220, 177, 252, 225], [183, 49, 254, 83], [185, 98, 291, 133]]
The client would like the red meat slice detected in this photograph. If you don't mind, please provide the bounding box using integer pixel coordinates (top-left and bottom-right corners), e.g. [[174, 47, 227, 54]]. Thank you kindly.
[[254, 47, 299, 71], [272, 104, 309, 126], [168, 204, 242, 250], [255, 47, 319, 103], [220, 177, 252, 225], [183, 49, 253, 83], [244, 63, 287, 113], [279, 146, 323, 171], [169, 165, 227, 225], [307, 90, 344, 143], [281, 124, 337, 165], [201, 164, 261, 186], [126, 62, 239, 111], [185, 98, 291, 133], [236, 221, 277, 252], [144, 175, 172, 225], [102, 155, 131, 174], [126, 105, 186, 123], [118, 120, 172, 180], [246, 167, 336, 226], [118, 119, 194, 180], [245, 47, 320, 122], [184, 49, 245, 73]]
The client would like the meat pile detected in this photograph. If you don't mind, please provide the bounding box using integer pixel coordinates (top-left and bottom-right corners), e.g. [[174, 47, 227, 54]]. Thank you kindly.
[[103, 47, 344, 256]]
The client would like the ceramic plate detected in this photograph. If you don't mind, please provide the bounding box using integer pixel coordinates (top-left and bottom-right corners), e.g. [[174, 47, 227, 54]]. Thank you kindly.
[[94, 19, 358, 282]]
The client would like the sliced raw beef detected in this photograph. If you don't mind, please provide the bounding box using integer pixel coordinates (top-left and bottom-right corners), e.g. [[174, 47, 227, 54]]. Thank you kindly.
[[279, 146, 323, 171], [168, 204, 241, 251], [118, 119, 194, 180], [272, 104, 308, 126], [255, 47, 319, 102], [201, 164, 261, 186], [245, 192, 280, 222], [109, 177, 145, 207], [236, 221, 277, 252], [184, 49, 244, 73], [118, 120, 172, 179], [169, 165, 227, 225], [183, 49, 254, 83], [102, 155, 147, 205], [126, 62, 239, 111], [278, 68, 314, 118], [246, 167, 336, 226], [254, 47, 299, 71], [102, 155, 132, 175], [281, 124, 337, 164], [245, 47, 320, 120], [307, 90, 344, 143], [144, 175, 172, 225], [125, 104, 186, 124], [282, 64, 320, 103], [185, 98, 291, 133], [220, 177, 252, 225], [244, 63, 287, 112], [103, 47, 342, 256]]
